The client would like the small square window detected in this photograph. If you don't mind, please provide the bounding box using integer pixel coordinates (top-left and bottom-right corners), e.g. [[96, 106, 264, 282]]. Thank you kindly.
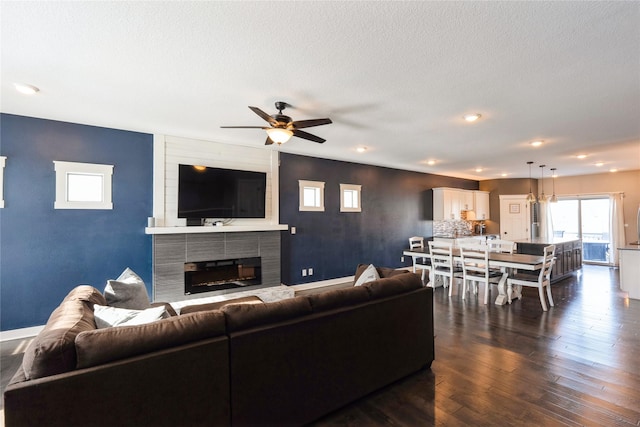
[[340, 183, 362, 212], [54, 161, 113, 210], [299, 180, 325, 212]]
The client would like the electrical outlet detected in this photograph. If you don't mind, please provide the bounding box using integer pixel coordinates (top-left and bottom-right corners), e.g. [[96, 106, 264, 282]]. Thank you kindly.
[[308, 268, 313, 275], [401, 256, 405, 262], [302, 269, 307, 277], [291, 226, 296, 234]]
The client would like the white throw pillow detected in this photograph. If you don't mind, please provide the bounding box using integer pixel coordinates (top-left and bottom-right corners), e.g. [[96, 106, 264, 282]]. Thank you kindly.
[[93, 304, 169, 329], [104, 267, 151, 309], [354, 264, 380, 286]]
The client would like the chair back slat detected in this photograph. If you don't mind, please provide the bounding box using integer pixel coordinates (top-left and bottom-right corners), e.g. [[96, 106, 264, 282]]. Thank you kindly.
[[487, 239, 516, 254], [409, 236, 424, 249]]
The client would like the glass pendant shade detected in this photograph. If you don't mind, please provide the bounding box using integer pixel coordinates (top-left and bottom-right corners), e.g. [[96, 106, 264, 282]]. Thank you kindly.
[[266, 128, 293, 144], [538, 165, 546, 203], [550, 168, 558, 203], [526, 161, 536, 203]]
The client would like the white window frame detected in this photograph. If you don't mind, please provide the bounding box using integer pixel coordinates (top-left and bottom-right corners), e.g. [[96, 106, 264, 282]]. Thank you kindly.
[[0, 156, 6, 208], [54, 161, 114, 210], [299, 180, 325, 212], [340, 183, 362, 212]]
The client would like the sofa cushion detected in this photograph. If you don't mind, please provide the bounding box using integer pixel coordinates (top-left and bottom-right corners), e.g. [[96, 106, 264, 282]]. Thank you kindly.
[[223, 296, 312, 332], [180, 296, 263, 315], [75, 310, 227, 369], [150, 301, 178, 317], [21, 298, 97, 380], [307, 286, 372, 312], [354, 264, 411, 283], [362, 274, 423, 299], [354, 264, 380, 286], [104, 267, 150, 310], [93, 304, 170, 328], [62, 285, 107, 306]]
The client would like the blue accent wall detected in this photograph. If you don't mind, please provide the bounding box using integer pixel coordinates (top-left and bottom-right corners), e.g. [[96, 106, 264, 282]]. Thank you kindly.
[[0, 114, 153, 331], [279, 153, 478, 284]]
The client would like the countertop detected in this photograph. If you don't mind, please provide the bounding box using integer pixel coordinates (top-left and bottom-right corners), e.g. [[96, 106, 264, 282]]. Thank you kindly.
[[433, 234, 499, 239], [514, 237, 581, 245], [619, 244, 640, 251]]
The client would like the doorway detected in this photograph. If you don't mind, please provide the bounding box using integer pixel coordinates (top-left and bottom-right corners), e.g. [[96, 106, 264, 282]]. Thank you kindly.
[[549, 197, 611, 265], [499, 195, 531, 241]]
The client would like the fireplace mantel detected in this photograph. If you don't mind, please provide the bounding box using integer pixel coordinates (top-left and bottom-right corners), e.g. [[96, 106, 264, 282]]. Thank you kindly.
[[146, 224, 288, 235]]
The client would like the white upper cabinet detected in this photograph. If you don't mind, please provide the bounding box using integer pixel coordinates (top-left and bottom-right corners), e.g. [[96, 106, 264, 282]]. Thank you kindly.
[[432, 188, 490, 221], [474, 191, 490, 220], [459, 190, 474, 212], [433, 188, 464, 220]]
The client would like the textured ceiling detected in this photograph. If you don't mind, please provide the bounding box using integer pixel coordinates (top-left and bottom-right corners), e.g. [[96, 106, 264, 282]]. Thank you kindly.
[[2, 1, 639, 180]]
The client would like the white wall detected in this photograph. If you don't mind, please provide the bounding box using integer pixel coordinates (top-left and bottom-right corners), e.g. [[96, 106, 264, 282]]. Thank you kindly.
[[152, 135, 279, 227]]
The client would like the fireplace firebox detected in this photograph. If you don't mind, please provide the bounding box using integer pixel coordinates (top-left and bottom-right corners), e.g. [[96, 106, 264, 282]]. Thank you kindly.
[[184, 257, 262, 295]]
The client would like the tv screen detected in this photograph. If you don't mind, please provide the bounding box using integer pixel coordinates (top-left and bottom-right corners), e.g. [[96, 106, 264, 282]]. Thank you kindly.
[[178, 164, 266, 219]]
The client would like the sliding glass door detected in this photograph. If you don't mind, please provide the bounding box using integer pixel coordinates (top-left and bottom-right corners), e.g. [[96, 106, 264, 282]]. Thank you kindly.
[[549, 197, 611, 264]]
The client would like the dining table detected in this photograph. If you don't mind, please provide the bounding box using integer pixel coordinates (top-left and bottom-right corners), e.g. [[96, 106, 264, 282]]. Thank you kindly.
[[402, 247, 546, 305]]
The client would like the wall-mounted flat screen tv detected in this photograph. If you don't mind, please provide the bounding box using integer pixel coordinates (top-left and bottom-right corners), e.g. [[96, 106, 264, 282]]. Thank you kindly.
[[178, 164, 266, 219]]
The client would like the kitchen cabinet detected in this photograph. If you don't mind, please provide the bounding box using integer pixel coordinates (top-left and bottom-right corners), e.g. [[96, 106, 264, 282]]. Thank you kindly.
[[459, 191, 474, 212], [515, 238, 582, 283], [473, 191, 490, 220], [430, 188, 490, 221], [433, 188, 461, 220]]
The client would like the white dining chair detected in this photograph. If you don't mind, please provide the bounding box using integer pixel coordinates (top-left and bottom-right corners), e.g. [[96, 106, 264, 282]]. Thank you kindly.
[[456, 237, 485, 248], [408, 236, 431, 284], [459, 245, 503, 304], [487, 239, 516, 254], [428, 240, 462, 295], [507, 245, 556, 311]]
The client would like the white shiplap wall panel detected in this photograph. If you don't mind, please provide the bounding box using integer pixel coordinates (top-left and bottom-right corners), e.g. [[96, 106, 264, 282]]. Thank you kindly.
[[155, 135, 279, 227]]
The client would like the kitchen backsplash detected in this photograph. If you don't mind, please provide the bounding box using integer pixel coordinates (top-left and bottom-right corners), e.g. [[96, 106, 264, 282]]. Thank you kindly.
[[434, 219, 474, 236]]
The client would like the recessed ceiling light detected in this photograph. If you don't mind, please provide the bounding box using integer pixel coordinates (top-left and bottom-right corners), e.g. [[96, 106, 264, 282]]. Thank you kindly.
[[595, 162, 604, 167], [475, 168, 483, 173], [576, 154, 587, 159], [609, 168, 618, 173], [356, 146, 367, 153], [14, 83, 40, 95], [463, 113, 481, 122], [427, 160, 436, 166], [530, 140, 543, 147], [501, 173, 508, 177]]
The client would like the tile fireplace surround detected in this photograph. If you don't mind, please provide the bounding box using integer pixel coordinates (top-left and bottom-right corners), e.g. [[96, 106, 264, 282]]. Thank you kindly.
[[152, 230, 281, 302]]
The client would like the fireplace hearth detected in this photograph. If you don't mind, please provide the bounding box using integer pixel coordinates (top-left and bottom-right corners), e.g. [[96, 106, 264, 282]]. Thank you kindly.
[[185, 257, 262, 295]]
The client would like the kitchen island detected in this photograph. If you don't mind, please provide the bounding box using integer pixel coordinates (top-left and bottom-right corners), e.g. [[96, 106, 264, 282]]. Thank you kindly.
[[514, 237, 582, 283], [618, 245, 640, 300]]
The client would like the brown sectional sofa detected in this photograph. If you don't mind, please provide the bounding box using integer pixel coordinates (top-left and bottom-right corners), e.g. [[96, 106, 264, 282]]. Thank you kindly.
[[4, 267, 434, 426]]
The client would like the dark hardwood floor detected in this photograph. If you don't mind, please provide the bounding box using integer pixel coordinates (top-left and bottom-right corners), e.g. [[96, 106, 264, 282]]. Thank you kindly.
[[1, 265, 639, 426], [311, 265, 640, 426]]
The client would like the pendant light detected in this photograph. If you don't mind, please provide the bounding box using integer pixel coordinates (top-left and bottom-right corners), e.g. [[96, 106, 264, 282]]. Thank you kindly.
[[550, 168, 558, 203], [526, 161, 536, 203], [538, 164, 546, 202]]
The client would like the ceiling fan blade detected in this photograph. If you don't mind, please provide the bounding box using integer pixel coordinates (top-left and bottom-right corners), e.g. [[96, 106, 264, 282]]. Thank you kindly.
[[291, 118, 333, 129], [249, 106, 277, 125], [220, 126, 268, 129], [293, 129, 326, 143], [265, 136, 274, 145]]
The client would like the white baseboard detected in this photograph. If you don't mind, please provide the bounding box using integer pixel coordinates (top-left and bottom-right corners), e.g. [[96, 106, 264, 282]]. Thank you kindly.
[[1, 325, 44, 342]]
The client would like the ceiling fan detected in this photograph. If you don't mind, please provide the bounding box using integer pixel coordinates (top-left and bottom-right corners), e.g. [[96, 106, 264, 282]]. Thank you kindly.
[[221, 101, 332, 145]]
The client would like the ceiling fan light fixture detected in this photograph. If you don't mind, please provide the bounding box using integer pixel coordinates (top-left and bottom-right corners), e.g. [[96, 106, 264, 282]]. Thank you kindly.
[[265, 128, 293, 144]]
